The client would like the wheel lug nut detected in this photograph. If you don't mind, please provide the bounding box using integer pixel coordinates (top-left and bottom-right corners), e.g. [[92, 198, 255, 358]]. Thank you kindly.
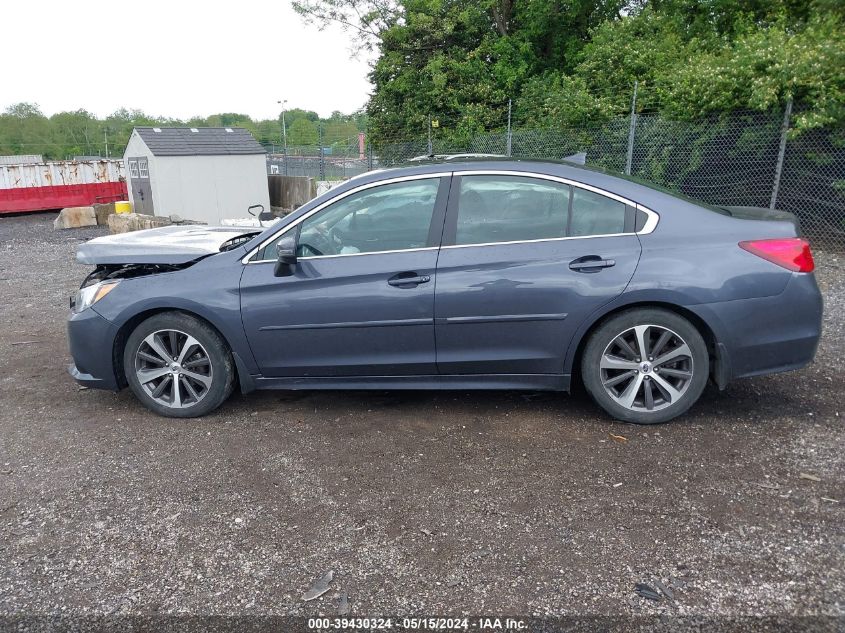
[[648, 357, 653, 361]]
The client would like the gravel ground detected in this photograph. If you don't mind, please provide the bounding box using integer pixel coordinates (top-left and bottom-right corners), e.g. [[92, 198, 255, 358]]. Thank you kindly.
[[0, 214, 843, 628]]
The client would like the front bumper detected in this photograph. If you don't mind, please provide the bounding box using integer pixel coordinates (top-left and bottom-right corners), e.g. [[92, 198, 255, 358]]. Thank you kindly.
[[67, 307, 120, 391]]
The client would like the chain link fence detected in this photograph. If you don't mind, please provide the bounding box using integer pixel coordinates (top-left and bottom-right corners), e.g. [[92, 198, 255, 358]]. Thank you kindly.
[[265, 109, 845, 248]]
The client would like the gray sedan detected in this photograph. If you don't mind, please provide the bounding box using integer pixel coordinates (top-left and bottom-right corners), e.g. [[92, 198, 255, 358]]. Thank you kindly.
[[67, 159, 822, 424]]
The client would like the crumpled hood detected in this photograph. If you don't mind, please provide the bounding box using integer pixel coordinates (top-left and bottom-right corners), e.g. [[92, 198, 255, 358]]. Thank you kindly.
[[76, 225, 257, 265]]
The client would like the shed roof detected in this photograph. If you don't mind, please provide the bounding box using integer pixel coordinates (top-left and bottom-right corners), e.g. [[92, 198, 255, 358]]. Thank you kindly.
[[134, 127, 265, 157]]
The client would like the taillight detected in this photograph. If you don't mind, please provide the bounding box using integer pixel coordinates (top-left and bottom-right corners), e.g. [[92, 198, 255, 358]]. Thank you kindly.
[[739, 238, 815, 273]]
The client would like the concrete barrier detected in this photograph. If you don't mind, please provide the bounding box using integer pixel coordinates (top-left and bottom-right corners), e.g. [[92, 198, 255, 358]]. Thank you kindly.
[[316, 180, 345, 196], [93, 202, 116, 226], [53, 206, 97, 230], [108, 213, 173, 234]]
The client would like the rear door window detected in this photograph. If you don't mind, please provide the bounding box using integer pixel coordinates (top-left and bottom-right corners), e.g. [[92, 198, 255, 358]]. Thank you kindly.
[[569, 188, 627, 236], [455, 175, 571, 245]]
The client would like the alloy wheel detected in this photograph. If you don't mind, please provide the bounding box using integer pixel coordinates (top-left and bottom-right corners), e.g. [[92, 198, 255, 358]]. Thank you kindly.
[[133, 329, 213, 409], [599, 324, 694, 412]]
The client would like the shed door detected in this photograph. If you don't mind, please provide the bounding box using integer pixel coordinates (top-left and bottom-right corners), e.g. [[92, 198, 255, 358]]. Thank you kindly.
[[128, 157, 154, 215]]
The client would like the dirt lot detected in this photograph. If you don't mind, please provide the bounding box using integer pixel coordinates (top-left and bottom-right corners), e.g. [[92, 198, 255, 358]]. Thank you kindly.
[[0, 213, 843, 627]]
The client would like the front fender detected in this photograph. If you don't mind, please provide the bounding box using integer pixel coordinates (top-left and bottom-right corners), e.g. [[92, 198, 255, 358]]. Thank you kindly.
[[90, 253, 258, 375]]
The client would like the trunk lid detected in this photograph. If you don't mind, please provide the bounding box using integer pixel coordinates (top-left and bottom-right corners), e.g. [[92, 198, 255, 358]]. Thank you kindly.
[[723, 206, 801, 234]]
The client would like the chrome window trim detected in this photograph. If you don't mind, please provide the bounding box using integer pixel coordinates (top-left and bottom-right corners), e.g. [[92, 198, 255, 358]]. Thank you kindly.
[[242, 169, 660, 264], [453, 169, 633, 205], [288, 246, 439, 261], [441, 232, 633, 250], [637, 203, 659, 234], [242, 172, 451, 264]]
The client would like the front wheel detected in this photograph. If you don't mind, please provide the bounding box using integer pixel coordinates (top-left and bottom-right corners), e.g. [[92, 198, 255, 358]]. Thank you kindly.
[[123, 312, 235, 418], [581, 308, 709, 424]]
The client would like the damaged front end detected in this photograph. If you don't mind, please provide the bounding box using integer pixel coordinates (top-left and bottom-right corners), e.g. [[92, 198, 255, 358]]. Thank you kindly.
[[71, 262, 198, 313], [81, 262, 192, 287], [71, 225, 262, 311], [71, 225, 262, 314]]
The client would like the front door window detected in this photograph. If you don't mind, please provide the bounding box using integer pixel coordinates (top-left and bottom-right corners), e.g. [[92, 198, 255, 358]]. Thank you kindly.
[[262, 178, 441, 260]]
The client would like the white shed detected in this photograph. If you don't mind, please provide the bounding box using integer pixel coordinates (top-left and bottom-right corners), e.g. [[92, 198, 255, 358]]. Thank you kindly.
[[123, 127, 270, 225]]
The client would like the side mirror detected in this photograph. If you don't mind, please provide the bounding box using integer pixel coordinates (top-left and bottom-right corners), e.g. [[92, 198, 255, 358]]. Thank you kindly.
[[274, 235, 297, 277], [258, 210, 275, 222]]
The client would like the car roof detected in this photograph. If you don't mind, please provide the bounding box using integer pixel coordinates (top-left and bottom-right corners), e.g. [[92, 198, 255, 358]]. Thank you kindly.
[[348, 158, 679, 211]]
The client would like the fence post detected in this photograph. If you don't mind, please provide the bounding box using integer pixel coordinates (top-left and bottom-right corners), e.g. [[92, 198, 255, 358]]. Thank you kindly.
[[625, 81, 639, 176], [770, 97, 793, 210], [427, 115, 433, 156], [506, 99, 512, 157], [318, 124, 325, 181]]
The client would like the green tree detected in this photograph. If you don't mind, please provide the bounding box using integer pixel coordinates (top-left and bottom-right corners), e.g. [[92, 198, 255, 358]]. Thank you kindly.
[[288, 118, 319, 145], [50, 110, 102, 157], [0, 103, 50, 157], [294, 0, 845, 142]]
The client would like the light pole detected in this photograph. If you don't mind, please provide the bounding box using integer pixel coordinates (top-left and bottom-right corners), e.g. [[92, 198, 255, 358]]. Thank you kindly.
[[277, 99, 288, 175]]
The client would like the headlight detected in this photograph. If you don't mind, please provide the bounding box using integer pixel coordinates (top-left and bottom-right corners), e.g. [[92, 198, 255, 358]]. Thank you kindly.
[[72, 280, 120, 313]]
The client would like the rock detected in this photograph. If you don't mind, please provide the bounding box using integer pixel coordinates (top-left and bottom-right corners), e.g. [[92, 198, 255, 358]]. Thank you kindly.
[[92, 202, 116, 225], [302, 570, 333, 601], [108, 212, 172, 234], [337, 592, 349, 615], [634, 583, 661, 601], [53, 206, 96, 230]]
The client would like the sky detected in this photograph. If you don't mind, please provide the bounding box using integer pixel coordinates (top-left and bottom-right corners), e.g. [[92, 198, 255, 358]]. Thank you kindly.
[[2, 0, 373, 120]]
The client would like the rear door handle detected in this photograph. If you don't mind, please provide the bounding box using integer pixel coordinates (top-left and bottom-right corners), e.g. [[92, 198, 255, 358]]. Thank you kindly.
[[387, 272, 431, 288], [569, 257, 616, 272]]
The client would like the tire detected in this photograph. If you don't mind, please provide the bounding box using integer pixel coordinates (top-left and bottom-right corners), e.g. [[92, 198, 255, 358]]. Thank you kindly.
[[123, 312, 235, 418], [581, 308, 709, 424]]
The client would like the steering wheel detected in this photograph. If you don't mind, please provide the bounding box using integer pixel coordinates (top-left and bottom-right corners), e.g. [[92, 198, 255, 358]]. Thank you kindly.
[[327, 225, 345, 247]]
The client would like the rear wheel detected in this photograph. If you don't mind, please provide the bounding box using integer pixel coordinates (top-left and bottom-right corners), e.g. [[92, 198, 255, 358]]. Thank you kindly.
[[123, 312, 235, 418], [581, 308, 708, 424]]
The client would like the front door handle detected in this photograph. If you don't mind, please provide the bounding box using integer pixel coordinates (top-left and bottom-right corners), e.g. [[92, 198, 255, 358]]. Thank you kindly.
[[569, 256, 616, 272], [387, 272, 431, 288]]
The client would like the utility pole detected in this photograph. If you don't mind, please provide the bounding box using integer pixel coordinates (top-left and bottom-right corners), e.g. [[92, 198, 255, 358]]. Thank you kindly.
[[277, 99, 288, 175], [506, 99, 512, 157], [427, 114, 433, 156], [770, 97, 793, 210], [104, 129, 109, 158], [625, 81, 638, 176]]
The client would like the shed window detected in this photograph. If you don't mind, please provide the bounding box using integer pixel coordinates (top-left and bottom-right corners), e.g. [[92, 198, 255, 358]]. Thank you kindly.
[[138, 159, 149, 178], [128, 160, 139, 179]]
